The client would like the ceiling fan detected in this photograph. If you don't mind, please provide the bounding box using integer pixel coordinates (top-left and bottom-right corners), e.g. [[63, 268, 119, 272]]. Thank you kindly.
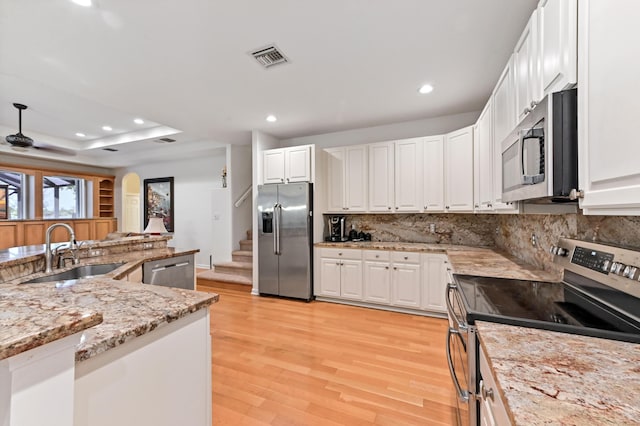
[[4, 103, 76, 156]]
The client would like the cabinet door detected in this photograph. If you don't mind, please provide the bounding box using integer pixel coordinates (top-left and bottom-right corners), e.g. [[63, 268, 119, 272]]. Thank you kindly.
[[491, 60, 520, 214], [391, 262, 421, 308], [325, 148, 346, 212], [345, 145, 368, 212], [363, 261, 391, 304], [368, 142, 395, 212], [423, 135, 445, 212], [263, 149, 285, 184], [340, 259, 363, 300], [285, 146, 311, 183], [538, 0, 577, 96], [319, 258, 342, 297], [578, 1, 640, 215], [445, 126, 474, 212], [395, 138, 423, 212], [514, 10, 540, 124], [421, 254, 448, 313], [474, 101, 494, 211]]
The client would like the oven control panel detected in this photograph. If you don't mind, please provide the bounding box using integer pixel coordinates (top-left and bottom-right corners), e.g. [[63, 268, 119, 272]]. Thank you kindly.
[[570, 246, 614, 274]]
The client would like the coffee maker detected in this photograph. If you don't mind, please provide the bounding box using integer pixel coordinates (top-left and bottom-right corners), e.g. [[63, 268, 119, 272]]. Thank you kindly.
[[326, 215, 347, 242]]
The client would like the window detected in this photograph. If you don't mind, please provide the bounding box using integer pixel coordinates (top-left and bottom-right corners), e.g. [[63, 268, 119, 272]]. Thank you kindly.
[[0, 170, 26, 219], [42, 175, 87, 219]]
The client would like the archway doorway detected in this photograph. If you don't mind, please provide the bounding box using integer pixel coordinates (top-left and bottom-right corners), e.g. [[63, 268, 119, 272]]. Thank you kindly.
[[121, 173, 141, 233]]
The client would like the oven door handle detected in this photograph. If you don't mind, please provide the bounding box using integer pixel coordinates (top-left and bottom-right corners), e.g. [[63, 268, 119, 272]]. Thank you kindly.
[[446, 327, 470, 403], [446, 283, 468, 332]]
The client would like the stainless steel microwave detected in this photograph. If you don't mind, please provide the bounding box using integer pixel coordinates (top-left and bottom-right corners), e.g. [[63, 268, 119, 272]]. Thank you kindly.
[[501, 88, 578, 203]]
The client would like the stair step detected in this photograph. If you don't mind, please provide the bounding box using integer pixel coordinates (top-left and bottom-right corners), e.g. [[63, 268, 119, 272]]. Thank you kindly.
[[232, 250, 253, 263], [214, 261, 252, 279], [197, 270, 252, 286], [239, 240, 252, 251]]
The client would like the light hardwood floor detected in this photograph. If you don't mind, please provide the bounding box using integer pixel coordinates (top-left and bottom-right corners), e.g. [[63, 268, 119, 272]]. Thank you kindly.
[[198, 280, 459, 426]]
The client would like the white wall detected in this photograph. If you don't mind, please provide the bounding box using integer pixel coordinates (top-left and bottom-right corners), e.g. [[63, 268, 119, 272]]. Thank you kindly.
[[115, 147, 228, 268], [281, 111, 480, 149], [229, 145, 252, 250], [251, 131, 281, 295]]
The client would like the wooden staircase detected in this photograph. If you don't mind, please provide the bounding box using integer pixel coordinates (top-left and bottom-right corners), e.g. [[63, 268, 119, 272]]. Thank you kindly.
[[197, 231, 253, 287]]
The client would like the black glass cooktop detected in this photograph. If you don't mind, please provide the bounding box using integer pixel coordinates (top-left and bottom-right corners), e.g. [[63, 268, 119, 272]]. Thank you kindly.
[[454, 274, 640, 343]]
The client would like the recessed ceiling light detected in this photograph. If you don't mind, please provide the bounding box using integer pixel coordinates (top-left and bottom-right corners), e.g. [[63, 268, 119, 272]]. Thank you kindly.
[[418, 84, 434, 94], [75, 132, 86, 137], [266, 115, 277, 123], [134, 118, 144, 125], [102, 125, 113, 131], [71, 0, 92, 7]]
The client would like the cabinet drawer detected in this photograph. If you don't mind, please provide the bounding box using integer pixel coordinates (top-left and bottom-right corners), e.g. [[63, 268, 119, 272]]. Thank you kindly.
[[391, 251, 421, 263], [319, 247, 362, 260], [363, 250, 390, 261]]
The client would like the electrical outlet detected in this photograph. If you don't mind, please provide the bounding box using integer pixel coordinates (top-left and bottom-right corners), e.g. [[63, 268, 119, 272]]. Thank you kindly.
[[531, 233, 538, 247], [429, 223, 436, 234], [143, 242, 153, 250], [89, 249, 102, 257]]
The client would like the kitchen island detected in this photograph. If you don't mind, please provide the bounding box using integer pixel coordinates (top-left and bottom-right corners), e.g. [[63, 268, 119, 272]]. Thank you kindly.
[[0, 236, 218, 426]]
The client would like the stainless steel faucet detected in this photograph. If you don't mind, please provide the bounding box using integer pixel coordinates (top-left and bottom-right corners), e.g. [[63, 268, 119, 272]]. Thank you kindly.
[[45, 223, 78, 273]]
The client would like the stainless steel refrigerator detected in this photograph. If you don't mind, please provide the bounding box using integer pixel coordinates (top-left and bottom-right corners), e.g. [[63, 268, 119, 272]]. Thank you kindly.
[[257, 182, 313, 301]]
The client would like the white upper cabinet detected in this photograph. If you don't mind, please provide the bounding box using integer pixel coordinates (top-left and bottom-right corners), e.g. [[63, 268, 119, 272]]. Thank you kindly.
[[474, 101, 494, 212], [578, 0, 640, 215], [262, 145, 312, 184], [263, 148, 286, 184], [445, 126, 474, 212], [491, 57, 520, 213], [492, 56, 516, 152], [286, 145, 312, 183], [514, 10, 540, 124], [394, 138, 423, 212], [325, 145, 367, 212], [423, 135, 445, 212], [325, 148, 345, 212], [538, 0, 577, 96], [368, 142, 395, 212]]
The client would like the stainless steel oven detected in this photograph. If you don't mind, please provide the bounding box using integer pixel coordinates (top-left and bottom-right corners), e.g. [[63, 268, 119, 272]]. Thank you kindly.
[[446, 282, 477, 426], [446, 238, 640, 426]]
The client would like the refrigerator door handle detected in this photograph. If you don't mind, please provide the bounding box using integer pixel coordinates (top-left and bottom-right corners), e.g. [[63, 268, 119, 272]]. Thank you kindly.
[[274, 203, 282, 255]]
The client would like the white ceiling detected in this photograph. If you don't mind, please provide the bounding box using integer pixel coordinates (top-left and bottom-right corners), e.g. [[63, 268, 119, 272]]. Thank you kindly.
[[0, 0, 537, 168]]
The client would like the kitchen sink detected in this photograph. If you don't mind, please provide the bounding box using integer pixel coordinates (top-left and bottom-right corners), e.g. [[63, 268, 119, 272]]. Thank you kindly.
[[23, 262, 126, 283]]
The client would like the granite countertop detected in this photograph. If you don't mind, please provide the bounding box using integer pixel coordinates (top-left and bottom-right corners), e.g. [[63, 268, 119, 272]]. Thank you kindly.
[[0, 278, 217, 362], [477, 321, 640, 426], [315, 241, 561, 282], [0, 242, 217, 362]]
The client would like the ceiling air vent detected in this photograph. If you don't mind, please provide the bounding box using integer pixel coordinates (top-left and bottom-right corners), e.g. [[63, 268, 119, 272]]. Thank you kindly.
[[102, 147, 118, 152], [250, 44, 289, 69], [154, 137, 177, 143]]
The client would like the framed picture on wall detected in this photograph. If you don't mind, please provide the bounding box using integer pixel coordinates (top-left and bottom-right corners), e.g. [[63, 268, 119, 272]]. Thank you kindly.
[[0, 185, 7, 220], [143, 177, 174, 232]]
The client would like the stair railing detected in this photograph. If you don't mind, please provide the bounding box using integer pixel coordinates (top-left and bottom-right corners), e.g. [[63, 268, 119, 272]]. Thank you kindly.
[[234, 185, 252, 208]]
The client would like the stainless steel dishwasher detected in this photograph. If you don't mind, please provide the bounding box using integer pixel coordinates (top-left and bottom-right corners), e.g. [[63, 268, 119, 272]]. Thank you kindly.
[[142, 254, 195, 290]]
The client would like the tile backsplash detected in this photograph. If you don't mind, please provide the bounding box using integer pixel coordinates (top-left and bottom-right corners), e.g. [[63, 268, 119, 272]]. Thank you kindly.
[[338, 213, 640, 274]]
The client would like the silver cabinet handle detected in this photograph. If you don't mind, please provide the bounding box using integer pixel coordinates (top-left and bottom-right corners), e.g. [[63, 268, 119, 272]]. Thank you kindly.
[[387, 206, 391, 210], [403, 256, 408, 260], [385, 266, 389, 270], [424, 205, 428, 210], [481, 382, 494, 402]]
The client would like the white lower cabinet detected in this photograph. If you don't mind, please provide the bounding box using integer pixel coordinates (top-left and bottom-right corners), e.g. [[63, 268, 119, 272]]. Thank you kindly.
[[479, 343, 511, 426], [317, 247, 448, 316], [363, 250, 391, 304], [390, 251, 421, 308], [317, 248, 362, 299], [421, 253, 448, 313]]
